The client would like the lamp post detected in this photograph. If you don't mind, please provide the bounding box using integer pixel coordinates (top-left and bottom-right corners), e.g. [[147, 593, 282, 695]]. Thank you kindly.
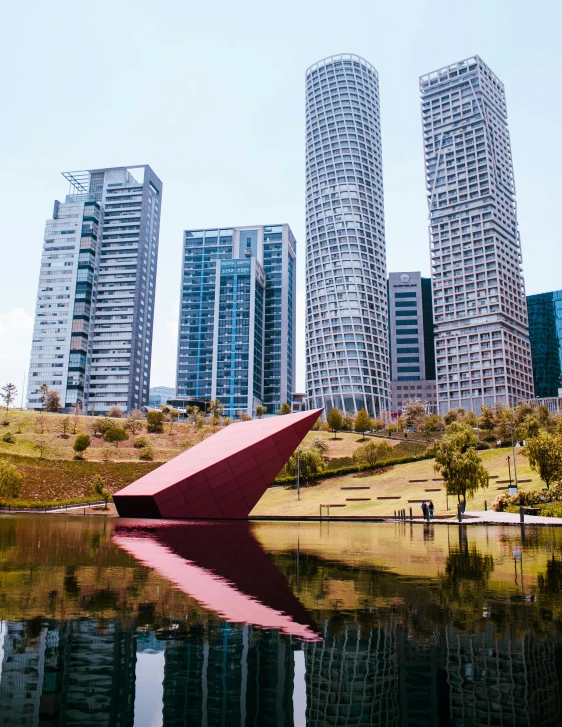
[[510, 419, 519, 490], [296, 448, 300, 502]]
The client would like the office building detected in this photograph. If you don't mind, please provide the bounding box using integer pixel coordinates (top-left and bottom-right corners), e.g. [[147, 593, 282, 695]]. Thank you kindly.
[[420, 56, 533, 415], [305, 54, 390, 417], [527, 290, 562, 398], [176, 225, 296, 418], [149, 385, 175, 408], [388, 272, 437, 415], [27, 165, 162, 413]]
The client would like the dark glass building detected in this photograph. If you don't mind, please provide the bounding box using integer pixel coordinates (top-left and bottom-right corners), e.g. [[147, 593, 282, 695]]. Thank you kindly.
[[527, 290, 562, 398]]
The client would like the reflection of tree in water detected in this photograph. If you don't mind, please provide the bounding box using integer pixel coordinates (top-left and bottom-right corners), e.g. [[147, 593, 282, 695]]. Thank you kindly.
[[538, 555, 562, 595], [437, 531, 494, 631]]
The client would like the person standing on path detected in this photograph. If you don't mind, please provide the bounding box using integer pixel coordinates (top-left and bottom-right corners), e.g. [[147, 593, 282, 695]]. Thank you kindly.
[[429, 501, 434, 520], [421, 501, 428, 521]]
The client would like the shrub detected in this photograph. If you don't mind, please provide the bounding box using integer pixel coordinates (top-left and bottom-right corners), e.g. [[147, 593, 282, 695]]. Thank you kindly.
[[1, 431, 15, 444], [311, 437, 329, 454], [146, 411, 165, 433], [73, 433, 91, 454], [108, 405, 123, 418], [92, 474, 110, 500], [139, 446, 154, 461], [133, 435, 151, 449], [93, 417, 114, 436], [353, 440, 394, 469], [0, 460, 22, 498], [103, 427, 128, 448]]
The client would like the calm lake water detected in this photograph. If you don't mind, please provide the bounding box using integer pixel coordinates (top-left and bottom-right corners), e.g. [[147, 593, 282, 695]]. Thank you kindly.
[[0, 516, 562, 726]]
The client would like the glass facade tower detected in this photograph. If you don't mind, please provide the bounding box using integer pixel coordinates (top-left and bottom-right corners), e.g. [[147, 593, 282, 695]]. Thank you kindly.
[[27, 166, 162, 413], [305, 54, 390, 417], [527, 290, 562, 398], [420, 56, 534, 415], [176, 224, 296, 417]]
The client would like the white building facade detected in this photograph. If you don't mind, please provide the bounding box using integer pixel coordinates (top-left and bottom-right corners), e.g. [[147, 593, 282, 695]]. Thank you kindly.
[[305, 54, 390, 417], [420, 56, 533, 415], [27, 166, 162, 413]]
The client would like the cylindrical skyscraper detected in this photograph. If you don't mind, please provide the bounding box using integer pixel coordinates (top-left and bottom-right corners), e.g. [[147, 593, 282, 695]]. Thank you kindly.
[[305, 54, 390, 416]]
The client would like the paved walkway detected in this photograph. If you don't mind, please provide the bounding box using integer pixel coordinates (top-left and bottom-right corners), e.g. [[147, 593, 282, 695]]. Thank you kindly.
[[464, 510, 562, 526]]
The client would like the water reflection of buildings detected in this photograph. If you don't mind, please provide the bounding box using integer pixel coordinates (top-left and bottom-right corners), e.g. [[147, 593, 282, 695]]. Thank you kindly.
[[0, 619, 136, 726], [304, 624, 400, 727], [163, 625, 294, 726], [445, 626, 561, 727], [1, 617, 562, 726]]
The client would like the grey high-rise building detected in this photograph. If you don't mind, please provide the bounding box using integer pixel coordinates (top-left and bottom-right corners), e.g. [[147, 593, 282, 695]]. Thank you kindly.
[[388, 272, 437, 414], [27, 165, 162, 413], [305, 54, 390, 417], [176, 224, 296, 417], [420, 56, 534, 415]]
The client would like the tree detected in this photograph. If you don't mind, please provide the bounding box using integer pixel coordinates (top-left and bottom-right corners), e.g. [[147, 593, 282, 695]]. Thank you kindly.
[[34, 416, 44, 434], [92, 475, 110, 502], [92, 417, 114, 436], [478, 405, 495, 435], [146, 410, 165, 433], [326, 408, 343, 440], [353, 440, 394, 470], [32, 439, 52, 459], [186, 406, 201, 424], [133, 435, 151, 449], [421, 414, 445, 433], [520, 414, 541, 441], [342, 412, 354, 431], [279, 402, 291, 415], [444, 409, 459, 426], [255, 405, 267, 419], [103, 426, 128, 448], [161, 406, 180, 433], [71, 402, 82, 434], [354, 408, 372, 440], [284, 447, 326, 484], [0, 460, 22, 499], [1, 383, 17, 419], [494, 405, 513, 442], [402, 399, 428, 431], [60, 415, 71, 436], [124, 417, 143, 436], [207, 399, 224, 418], [525, 431, 562, 490], [371, 418, 385, 431], [45, 390, 61, 413], [38, 384, 50, 411], [108, 405, 123, 418], [73, 433, 91, 457], [433, 422, 489, 508], [237, 411, 252, 421]]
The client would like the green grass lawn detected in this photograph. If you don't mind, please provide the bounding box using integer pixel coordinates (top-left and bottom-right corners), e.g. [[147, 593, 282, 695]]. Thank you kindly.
[[251, 445, 540, 518]]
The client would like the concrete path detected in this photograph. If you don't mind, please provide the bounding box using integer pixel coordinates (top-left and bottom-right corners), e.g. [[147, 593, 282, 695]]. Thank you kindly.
[[464, 510, 562, 526]]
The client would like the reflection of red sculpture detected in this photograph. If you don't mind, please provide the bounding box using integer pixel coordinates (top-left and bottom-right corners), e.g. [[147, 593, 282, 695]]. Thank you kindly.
[[113, 521, 320, 640], [113, 409, 322, 519]]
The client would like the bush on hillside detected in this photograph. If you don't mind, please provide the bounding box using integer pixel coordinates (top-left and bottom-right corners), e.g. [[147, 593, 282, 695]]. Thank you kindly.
[[147, 411, 166, 433], [0, 460, 22, 498], [1, 431, 15, 444], [139, 446, 154, 461], [73, 433, 91, 455], [133, 435, 151, 449]]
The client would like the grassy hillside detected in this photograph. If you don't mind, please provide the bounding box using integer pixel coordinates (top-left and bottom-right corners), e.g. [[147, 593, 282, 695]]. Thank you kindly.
[[251, 446, 540, 519]]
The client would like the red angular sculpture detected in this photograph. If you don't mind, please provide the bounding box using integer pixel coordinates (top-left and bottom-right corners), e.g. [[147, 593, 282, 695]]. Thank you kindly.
[[113, 408, 322, 519]]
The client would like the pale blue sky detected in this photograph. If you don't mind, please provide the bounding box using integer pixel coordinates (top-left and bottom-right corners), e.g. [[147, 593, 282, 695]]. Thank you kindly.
[[0, 0, 560, 397]]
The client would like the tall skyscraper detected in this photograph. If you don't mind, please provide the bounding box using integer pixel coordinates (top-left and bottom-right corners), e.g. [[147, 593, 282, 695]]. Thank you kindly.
[[305, 54, 390, 417], [388, 271, 437, 414], [420, 56, 534, 415], [27, 166, 162, 414], [176, 224, 296, 417], [527, 290, 562, 398]]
